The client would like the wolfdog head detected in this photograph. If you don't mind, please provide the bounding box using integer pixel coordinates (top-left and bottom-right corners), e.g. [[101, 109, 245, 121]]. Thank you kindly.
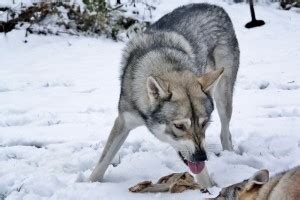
[[145, 68, 224, 174], [209, 169, 269, 200]]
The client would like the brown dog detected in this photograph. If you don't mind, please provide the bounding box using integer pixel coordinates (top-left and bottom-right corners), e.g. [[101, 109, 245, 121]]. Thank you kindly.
[[210, 166, 300, 200]]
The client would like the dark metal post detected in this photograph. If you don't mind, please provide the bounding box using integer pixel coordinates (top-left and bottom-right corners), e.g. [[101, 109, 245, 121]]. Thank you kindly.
[[249, 0, 256, 21], [245, 0, 265, 28]]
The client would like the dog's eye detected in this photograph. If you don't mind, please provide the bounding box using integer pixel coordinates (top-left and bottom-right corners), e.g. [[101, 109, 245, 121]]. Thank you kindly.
[[201, 120, 207, 128], [201, 119, 211, 129], [235, 186, 242, 191], [174, 123, 185, 131]]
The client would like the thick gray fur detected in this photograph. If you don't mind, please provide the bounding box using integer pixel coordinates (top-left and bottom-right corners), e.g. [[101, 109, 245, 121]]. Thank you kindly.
[[89, 3, 239, 187]]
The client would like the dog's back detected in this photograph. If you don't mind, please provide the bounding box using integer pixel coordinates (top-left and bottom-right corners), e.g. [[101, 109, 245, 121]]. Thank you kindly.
[[146, 3, 239, 73], [259, 166, 300, 200]]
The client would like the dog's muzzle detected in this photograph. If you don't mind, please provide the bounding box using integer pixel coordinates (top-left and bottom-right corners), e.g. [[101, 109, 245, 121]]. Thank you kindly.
[[178, 151, 188, 165], [191, 151, 207, 162], [178, 151, 207, 174]]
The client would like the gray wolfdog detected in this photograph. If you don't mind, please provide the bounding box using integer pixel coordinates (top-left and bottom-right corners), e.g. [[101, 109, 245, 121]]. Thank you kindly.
[[89, 3, 239, 188], [210, 166, 300, 200]]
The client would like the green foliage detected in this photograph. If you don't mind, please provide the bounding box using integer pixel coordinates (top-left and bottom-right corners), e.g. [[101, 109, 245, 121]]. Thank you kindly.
[[0, 1, 150, 40], [111, 27, 119, 40], [80, 0, 150, 40], [83, 0, 107, 14], [280, 0, 300, 9]]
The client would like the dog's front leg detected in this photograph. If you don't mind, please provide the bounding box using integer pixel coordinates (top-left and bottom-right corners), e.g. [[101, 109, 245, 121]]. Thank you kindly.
[[195, 166, 214, 189], [89, 112, 141, 182]]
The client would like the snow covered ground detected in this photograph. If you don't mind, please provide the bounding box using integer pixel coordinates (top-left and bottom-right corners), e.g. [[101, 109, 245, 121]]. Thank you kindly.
[[1, 1, 300, 199]]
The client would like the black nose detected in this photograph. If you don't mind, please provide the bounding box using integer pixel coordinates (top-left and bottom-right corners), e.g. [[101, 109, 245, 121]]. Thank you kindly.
[[192, 151, 207, 162]]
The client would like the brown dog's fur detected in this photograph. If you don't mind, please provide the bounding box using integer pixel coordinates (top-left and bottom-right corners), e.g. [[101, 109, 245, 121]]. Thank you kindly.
[[210, 166, 300, 200]]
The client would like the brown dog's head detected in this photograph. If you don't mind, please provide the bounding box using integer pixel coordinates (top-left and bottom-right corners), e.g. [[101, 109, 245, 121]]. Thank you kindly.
[[209, 169, 269, 200]]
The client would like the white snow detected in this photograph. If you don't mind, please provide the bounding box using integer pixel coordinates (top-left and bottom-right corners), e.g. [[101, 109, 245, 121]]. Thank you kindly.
[[1, 1, 300, 199]]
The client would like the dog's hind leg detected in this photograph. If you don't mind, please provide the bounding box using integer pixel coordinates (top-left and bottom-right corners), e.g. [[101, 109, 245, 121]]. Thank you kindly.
[[214, 79, 233, 151], [213, 45, 238, 151], [89, 112, 142, 182]]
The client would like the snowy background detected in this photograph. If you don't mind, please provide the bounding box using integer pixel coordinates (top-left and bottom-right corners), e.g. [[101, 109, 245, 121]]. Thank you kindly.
[[1, 0, 300, 199]]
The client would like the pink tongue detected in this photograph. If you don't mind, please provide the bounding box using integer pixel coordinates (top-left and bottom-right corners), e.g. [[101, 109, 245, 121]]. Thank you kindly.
[[187, 161, 205, 174]]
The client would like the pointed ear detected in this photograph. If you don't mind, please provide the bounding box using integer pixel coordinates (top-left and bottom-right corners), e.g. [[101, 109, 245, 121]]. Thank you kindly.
[[245, 169, 269, 191], [197, 68, 224, 92], [147, 76, 170, 105]]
